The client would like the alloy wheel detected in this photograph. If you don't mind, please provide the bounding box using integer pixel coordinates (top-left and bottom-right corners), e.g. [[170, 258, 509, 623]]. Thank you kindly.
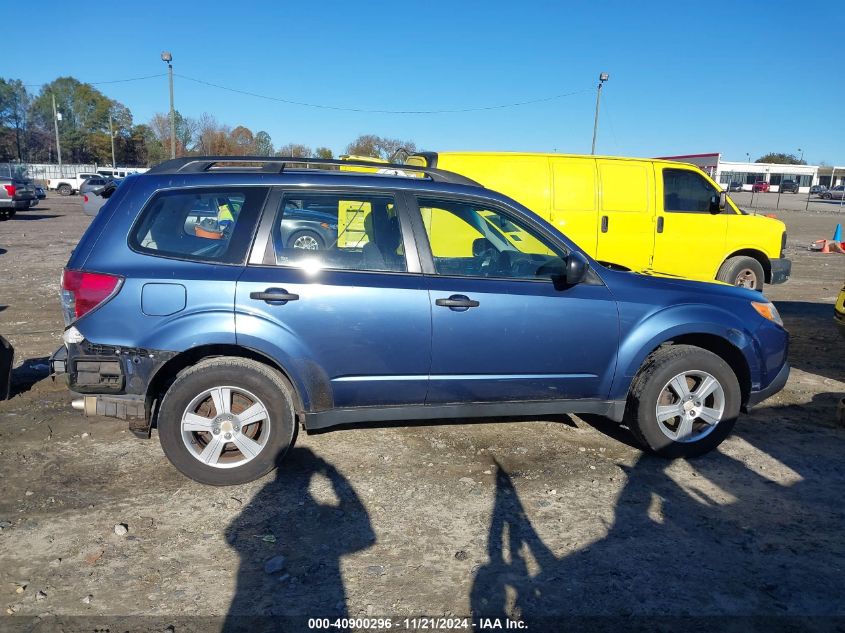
[[655, 370, 725, 443]]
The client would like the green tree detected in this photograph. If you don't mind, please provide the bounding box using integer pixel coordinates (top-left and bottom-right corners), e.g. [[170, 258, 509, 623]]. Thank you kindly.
[[314, 146, 333, 159], [755, 152, 806, 165], [31, 77, 119, 163], [0, 78, 31, 161], [254, 131, 273, 156]]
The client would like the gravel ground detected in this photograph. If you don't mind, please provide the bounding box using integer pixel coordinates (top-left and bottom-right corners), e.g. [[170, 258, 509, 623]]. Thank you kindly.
[[1, 197, 844, 632]]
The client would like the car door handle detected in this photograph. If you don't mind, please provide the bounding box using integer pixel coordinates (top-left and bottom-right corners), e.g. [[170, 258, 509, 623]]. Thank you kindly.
[[657, 216, 664, 233], [601, 215, 609, 232], [435, 295, 480, 310], [250, 289, 300, 303]]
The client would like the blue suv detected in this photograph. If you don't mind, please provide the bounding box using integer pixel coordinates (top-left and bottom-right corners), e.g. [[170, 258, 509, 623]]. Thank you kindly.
[[52, 157, 789, 485]]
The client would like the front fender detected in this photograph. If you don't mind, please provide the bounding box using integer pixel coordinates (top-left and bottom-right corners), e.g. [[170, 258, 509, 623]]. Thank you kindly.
[[609, 303, 762, 401]]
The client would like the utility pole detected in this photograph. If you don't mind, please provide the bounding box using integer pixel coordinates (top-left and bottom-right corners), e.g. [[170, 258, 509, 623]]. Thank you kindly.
[[51, 93, 63, 177], [591, 72, 609, 155], [108, 112, 116, 168], [161, 51, 176, 159]]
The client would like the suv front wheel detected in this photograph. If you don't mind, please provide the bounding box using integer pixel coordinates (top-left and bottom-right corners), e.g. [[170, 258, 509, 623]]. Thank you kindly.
[[624, 345, 740, 458], [157, 357, 297, 485]]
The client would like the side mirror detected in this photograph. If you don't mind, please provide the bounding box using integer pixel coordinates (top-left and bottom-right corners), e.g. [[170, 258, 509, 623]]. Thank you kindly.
[[565, 251, 589, 285], [710, 191, 727, 213]]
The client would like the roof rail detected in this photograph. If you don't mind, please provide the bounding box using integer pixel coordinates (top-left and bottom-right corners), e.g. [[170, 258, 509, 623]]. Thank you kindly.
[[144, 155, 481, 187]]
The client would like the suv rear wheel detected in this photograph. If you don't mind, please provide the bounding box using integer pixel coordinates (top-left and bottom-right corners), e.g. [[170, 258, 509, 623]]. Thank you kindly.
[[624, 345, 740, 458], [157, 357, 297, 485]]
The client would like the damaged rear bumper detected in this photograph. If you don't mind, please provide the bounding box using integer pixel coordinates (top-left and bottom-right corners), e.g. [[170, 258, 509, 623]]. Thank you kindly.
[[50, 342, 173, 438]]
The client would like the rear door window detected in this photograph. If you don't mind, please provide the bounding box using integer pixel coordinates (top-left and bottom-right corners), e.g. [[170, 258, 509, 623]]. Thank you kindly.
[[130, 187, 268, 264], [270, 193, 407, 273]]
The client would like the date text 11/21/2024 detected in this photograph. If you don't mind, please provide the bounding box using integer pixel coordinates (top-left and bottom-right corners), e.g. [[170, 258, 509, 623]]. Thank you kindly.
[[306, 617, 527, 629]]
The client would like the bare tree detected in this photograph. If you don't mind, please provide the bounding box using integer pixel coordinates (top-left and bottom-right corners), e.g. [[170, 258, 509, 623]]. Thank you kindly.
[[345, 134, 416, 160], [276, 143, 312, 158]]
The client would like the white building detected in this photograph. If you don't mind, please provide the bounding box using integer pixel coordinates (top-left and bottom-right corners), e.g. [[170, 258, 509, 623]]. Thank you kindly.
[[658, 153, 844, 193]]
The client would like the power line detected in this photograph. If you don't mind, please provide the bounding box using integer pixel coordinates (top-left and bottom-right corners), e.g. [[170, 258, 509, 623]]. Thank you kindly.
[[24, 73, 166, 87], [175, 73, 593, 114]]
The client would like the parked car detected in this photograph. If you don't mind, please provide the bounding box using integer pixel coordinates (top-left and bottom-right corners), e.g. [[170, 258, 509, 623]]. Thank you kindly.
[[81, 179, 122, 217], [0, 174, 36, 219], [51, 156, 790, 485], [46, 172, 101, 196], [27, 184, 46, 208], [752, 181, 770, 192], [402, 152, 789, 290], [79, 176, 113, 196], [727, 181, 743, 192], [779, 180, 799, 194], [810, 184, 828, 195], [821, 185, 845, 200], [97, 167, 148, 179], [279, 205, 338, 250]]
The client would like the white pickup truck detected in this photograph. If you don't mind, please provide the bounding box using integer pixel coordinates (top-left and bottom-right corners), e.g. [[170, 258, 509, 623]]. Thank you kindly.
[[46, 172, 101, 196]]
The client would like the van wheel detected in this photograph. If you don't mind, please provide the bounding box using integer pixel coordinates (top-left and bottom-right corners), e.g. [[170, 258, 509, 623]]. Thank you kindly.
[[716, 256, 764, 290], [58, 184, 72, 196], [157, 357, 297, 485], [624, 345, 740, 458]]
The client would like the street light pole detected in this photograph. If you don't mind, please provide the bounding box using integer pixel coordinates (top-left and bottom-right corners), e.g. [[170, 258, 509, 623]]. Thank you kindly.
[[108, 111, 116, 168], [51, 93, 63, 177], [798, 148, 804, 163], [591, 72, 609, 155], [161, 51, 176, 159]]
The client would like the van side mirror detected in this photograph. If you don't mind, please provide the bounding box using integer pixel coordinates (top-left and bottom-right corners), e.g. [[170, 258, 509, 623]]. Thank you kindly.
[[565, 251, 589, 285], [710, 191, 727, 213]]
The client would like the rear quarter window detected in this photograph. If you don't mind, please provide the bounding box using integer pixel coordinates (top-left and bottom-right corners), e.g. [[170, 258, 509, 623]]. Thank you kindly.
[[129, 187, 268, 264]]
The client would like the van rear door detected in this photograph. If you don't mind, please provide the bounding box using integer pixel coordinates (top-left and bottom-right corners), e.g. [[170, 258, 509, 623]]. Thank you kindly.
[[596, 160, 655, 271]]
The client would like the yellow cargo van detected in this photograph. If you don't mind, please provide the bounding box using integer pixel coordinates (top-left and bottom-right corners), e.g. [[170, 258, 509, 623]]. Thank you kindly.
[[404, 152, 791, 289]]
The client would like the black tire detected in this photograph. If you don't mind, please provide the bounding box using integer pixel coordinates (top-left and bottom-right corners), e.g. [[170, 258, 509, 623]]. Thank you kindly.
[[822, 193, 832, 200], [58, 184, 72, 196], [0, 210, 7, 221], [8, 209, 15, 219], [287, 229, 324, 250], [624, 345, 740, 458], [157, 357, 298, 485], [716, 255, 765, 290]]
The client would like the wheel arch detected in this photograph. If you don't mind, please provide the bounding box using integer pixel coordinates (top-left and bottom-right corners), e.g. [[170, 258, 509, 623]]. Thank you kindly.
[[618, 333, 752, 408], [146, 344, 306, 421]]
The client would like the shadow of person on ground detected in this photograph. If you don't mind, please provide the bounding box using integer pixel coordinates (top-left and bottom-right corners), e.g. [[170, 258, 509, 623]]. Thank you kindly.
[[8, 355, 50, 397], [223, 446, 375, 631], [470, 405, 845, 631], [773, 300, 845, 383]]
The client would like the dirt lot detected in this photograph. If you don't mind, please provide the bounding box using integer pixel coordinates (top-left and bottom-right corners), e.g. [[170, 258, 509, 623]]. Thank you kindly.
[[1, 197, 844, 631]]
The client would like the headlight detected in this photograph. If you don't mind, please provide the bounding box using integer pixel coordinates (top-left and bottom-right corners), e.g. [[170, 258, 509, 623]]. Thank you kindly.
[[751, 301, 783, 326]]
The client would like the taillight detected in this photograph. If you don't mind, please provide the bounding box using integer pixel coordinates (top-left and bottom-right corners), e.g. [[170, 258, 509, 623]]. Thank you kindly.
[[61, 269, 122, 324], [3, 184, 15, 197], [83, 195, 88, 203]]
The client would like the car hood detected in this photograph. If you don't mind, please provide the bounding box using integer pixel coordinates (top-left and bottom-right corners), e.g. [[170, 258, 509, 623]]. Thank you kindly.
[[599, 264, 761, 303]]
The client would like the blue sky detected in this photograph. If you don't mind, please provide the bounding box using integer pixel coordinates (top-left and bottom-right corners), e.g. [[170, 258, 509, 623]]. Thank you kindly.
[[9, 0, 844, 164]]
